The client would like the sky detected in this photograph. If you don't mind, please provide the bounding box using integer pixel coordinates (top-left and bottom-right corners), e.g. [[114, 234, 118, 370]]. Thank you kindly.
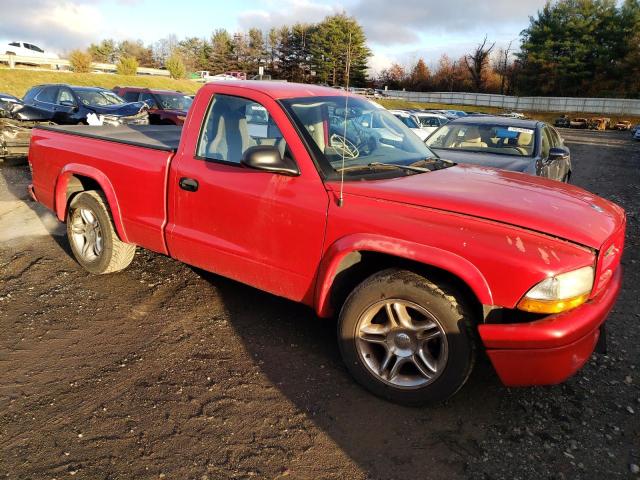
[[0, 0, 549, 73]]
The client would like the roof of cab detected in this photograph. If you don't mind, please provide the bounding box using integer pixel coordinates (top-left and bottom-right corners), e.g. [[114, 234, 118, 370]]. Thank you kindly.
[[200, 81, 347, 100]]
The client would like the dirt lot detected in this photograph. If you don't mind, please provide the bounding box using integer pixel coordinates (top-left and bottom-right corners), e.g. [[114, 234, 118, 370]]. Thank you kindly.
[[1, 129, 639, 479]]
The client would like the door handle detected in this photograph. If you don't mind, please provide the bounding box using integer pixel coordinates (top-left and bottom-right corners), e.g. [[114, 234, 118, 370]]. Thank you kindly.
[[179, 177, 199, 192]]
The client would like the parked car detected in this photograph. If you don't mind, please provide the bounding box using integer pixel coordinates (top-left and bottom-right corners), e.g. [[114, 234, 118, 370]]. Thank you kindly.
[[444, 110, 467, 117], [412, 112, 449, 137], [588, 117, 611, 131], [634, 129, 640, 141], [28, 81, 624, 406], [425, 116, 571, 182], [501, 112, 527, 119], [388, 109, 430, 140], [23, 84, 148, 126], [570, 117, 589, 129], [3, 41, 58, 59], [425, 109, 459, 120], [554, 115, 571, 128], [112, 87, 193, 125], [1, 93, 54, 161], [631, 124, 640, 135], [614, 120, 632, 131]]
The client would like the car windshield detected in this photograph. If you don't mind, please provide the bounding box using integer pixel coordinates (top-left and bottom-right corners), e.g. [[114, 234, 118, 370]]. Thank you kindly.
[[394, 114, 419, 129], [416, 116, 443, 127], [425, 123, 535, 157], [281, 96, 440, 177], [156, 93, 193, 111], [75, 89, 125, 107]]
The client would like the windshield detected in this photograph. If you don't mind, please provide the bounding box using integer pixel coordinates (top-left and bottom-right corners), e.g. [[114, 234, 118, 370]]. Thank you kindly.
[[281, 96, 438, 177], [156, 93, 193, 111], [425, 123, 536, 157], [393, 114, 419, 129], [416, 115, 444, 128], [75, 89, 125, 107]]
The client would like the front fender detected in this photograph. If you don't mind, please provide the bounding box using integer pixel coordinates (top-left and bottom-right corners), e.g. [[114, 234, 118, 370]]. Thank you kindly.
[[54, 163, 129, 243], [314, 233, 493, 318]]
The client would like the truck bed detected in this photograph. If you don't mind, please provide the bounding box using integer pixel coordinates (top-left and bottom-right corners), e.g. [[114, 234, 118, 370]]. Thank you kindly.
[[35, 124, 182, 152]]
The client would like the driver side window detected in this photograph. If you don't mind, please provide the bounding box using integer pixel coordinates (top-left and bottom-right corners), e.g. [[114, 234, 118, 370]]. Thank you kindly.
[[57, 89, 75, 105], [196, 94, 287, 164]]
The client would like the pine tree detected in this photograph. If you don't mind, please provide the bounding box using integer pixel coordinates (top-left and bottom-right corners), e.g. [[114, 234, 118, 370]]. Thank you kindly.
[[309, 13, 371, 87]]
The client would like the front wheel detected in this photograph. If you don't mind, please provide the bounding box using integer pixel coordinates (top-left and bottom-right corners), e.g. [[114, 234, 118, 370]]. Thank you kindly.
[[66, 191, 136, 274], [338, 269, 476, 406]]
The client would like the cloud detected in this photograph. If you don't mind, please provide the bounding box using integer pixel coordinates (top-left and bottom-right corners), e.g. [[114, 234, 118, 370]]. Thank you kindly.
[[0, 0, 105, 53], [237, 0, 344, 31], [350, 0, 547, 45]]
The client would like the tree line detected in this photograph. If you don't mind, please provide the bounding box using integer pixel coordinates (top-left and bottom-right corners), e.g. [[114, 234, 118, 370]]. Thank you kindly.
[[75, 14, 370, 86], [376, 0, 640, 98], [71, 0, 640, 98]]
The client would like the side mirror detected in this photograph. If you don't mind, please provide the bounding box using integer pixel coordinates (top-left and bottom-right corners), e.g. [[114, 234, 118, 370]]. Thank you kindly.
[[548, 146, 569, 160], [241, 145, 300, 176]]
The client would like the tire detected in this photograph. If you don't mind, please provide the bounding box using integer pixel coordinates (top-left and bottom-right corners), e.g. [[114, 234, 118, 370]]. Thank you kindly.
[[338, 269, 476, 406], [66, 190, 135, 274]]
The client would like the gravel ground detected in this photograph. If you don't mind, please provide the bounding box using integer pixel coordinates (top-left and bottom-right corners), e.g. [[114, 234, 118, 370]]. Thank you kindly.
[[0, 129, 638, 479]]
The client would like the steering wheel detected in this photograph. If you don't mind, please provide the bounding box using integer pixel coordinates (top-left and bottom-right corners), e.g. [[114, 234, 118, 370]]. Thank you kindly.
[[330, 133, 360, 159]]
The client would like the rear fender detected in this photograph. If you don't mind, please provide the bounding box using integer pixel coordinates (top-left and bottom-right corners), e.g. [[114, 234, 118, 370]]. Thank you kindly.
[[54, 163, 129, 243], [315, 233, 493, 317]]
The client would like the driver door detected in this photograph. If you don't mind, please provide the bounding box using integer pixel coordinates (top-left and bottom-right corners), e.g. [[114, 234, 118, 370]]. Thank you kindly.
[[53, 87, 78, 124], [166, 93, 329, 303]]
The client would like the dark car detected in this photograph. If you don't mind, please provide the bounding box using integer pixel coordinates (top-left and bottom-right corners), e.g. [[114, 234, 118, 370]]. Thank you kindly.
[[425, 116, 571, 182], [554, 115, 571, 128], [22, 84, 148, 126], [112, 86, 193, 125]]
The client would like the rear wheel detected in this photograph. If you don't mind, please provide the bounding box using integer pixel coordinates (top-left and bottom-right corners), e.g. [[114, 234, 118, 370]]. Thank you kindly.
[[66, 191, 135, 274], [338, 269, 476, 406]]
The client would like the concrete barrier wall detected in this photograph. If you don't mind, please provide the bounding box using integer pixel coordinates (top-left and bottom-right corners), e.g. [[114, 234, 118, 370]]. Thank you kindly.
[[386, 90, 640, 115]]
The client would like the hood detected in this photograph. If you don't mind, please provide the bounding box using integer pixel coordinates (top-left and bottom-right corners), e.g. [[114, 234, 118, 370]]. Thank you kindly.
[[88, 102, 147, 117], [331, 164, 624, 249], [431, 148, 531, 172]]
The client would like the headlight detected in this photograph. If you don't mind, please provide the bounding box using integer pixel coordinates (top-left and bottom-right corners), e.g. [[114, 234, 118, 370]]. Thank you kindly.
[[517, 266, 594, 314]]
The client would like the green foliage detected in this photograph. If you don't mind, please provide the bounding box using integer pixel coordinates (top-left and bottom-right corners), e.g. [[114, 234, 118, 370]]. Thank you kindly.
[[68, 50, 92, 73], [210, 29, 234, 73], [88, 39, 116, 63], [116, 56, 139, 76], [517, 0, 640, 97], [166, 53, 187, 79], [310, 14, 371, 87]]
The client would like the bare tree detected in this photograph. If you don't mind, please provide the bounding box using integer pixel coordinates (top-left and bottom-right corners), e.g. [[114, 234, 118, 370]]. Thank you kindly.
[[464, 36, 495, 92], [493, 40, 514, 95]]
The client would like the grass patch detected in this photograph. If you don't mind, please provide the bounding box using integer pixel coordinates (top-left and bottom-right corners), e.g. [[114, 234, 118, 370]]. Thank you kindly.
[[0, 69, 201, 97]]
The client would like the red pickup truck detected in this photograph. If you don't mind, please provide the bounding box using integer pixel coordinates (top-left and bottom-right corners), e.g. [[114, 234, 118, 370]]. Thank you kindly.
[[28, 82, 625, 405]]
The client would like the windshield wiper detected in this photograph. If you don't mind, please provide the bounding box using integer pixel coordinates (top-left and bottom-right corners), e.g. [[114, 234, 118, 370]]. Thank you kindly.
[[336, 162, 430, 173], [409, 156, 455, 167]]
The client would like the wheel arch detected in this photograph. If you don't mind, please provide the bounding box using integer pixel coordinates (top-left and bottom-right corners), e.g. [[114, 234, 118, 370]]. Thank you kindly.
[[54, 164, 129, 243], [315, 234, 492, 319]]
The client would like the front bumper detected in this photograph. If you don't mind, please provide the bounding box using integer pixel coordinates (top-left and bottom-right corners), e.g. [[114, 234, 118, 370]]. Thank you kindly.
[[479, 267, 622, 386]]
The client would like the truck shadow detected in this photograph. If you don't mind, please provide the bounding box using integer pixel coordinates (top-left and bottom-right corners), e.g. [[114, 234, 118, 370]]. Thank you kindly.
[[193, 267, 506, 479]]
